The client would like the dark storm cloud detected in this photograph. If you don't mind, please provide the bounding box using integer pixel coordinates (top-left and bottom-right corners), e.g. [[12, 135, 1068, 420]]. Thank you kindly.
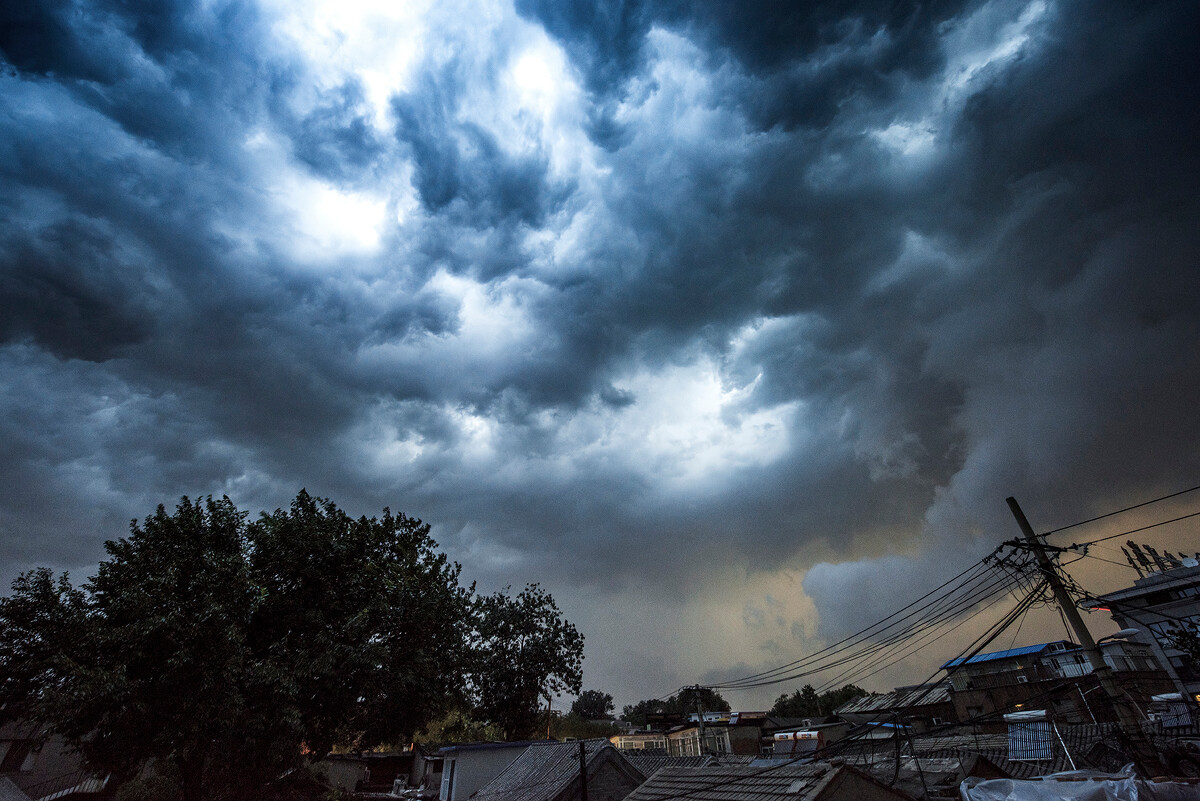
[[392, 71, 567, 230], [288, 80, 387, 184], [1, 0, 1199, 704], [516, 0, 970, 133]]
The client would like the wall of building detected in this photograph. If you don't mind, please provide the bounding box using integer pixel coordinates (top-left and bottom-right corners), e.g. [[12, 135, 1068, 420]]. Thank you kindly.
[[568, 759, 641, 801], [440, 746, 530, 801]]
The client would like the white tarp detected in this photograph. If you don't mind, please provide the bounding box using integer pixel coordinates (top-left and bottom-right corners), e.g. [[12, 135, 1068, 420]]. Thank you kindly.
[[962, 765, 1200, 801]]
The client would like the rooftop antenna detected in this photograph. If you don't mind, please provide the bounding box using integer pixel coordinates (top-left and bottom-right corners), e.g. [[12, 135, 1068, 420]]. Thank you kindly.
[[1121, 545, 1145, 578], [1145, 545, 1170, 572], [1127, 541, 1156, 574]]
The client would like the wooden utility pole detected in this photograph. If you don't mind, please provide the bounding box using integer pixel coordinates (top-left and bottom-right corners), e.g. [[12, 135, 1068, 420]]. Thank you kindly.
[[578, 740, 588, 801], [1006, 496, 1161, 775]]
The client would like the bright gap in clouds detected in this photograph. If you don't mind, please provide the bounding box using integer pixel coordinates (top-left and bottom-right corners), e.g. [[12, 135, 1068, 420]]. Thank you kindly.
[[264, 0, 433, 130], [242, 129, 388, 260], [602, 359, 797, 487]]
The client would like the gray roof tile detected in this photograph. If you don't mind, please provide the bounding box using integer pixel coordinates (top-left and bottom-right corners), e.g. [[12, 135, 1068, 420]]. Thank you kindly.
[[472, 739, 644, 801], [622, 761, 855, 801]]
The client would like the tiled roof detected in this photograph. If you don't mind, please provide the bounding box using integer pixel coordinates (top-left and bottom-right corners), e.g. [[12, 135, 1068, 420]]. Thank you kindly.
[[622, 761, 871, 801], [625, 753, 714, 776], [471, 739, 644, 801], [711, 754, 758, 766], [835, 683, 951, 715], [903, 723, 1116, 778]]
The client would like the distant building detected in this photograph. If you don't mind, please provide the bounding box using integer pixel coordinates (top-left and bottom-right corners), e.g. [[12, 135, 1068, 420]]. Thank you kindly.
[[665, 725, 731, 756], [609, 732, 667, 751], [1082, 541, 1200, 701]]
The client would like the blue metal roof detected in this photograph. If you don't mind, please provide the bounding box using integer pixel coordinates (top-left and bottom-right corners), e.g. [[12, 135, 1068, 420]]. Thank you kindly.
[[940, 641, 1073, 670]]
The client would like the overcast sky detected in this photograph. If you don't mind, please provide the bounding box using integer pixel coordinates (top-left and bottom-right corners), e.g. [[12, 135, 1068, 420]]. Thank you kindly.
[[2, 0, 1199, 711]]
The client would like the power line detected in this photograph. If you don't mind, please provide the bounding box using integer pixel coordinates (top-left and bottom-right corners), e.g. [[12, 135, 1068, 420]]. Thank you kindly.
[[708, 556, 1017, 691], [813, 579, 1036, 695], [713, 562, 1036, 697], [807, 568, 1035, 692], [1061, 510, 1200, 550], [1043, 484, 1200, 537], [705, 557, 998, 689]]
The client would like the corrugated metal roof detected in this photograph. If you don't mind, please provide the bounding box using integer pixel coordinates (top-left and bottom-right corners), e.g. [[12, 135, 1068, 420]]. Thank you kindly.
[[939, 641, 1073, 670], [834, 683, 950, 714], [623, 762, 883, 801], [470, 739, 643, 801]]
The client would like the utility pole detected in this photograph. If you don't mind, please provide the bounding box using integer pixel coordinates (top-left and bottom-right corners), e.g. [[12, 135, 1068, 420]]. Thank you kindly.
[[694, 685, 706, 756], [577, 740, 588, 801], [1006, 497, 1161, 775]]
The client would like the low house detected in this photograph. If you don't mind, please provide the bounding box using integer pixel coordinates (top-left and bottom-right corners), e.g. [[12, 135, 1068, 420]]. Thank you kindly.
[[621, 760, 916, 801], [471, 739, 646, 801], [437, 740, 548, 801]]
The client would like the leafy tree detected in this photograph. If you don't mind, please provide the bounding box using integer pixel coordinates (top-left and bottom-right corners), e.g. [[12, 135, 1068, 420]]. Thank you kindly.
[[621, 688, 730, 727], [770, 684, 868, 718], [414, 707, 503, 748], [552, 714, 621, 740], [571, 689, 615, 720], [621, 698, 665, 727], [0, 497, 263, 800], [0, 493, 477, 801], [247, 491, 473, 754], [471, 584, 584, 739], [677, 686, 731, 715]]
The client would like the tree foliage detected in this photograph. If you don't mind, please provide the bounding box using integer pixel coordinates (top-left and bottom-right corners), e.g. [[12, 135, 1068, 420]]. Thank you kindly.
[[471, 584, 584, 739], [552, 713, 621, 741], [248, 491, 473, 755], [621, 688, 730, 726], [769, 684, 868, 718], [0, 491, 569, 801], [571, 689, 615, 720]]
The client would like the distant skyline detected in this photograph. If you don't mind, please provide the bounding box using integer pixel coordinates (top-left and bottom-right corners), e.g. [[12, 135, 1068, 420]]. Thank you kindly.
[[2, 0, 1199, 711]]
